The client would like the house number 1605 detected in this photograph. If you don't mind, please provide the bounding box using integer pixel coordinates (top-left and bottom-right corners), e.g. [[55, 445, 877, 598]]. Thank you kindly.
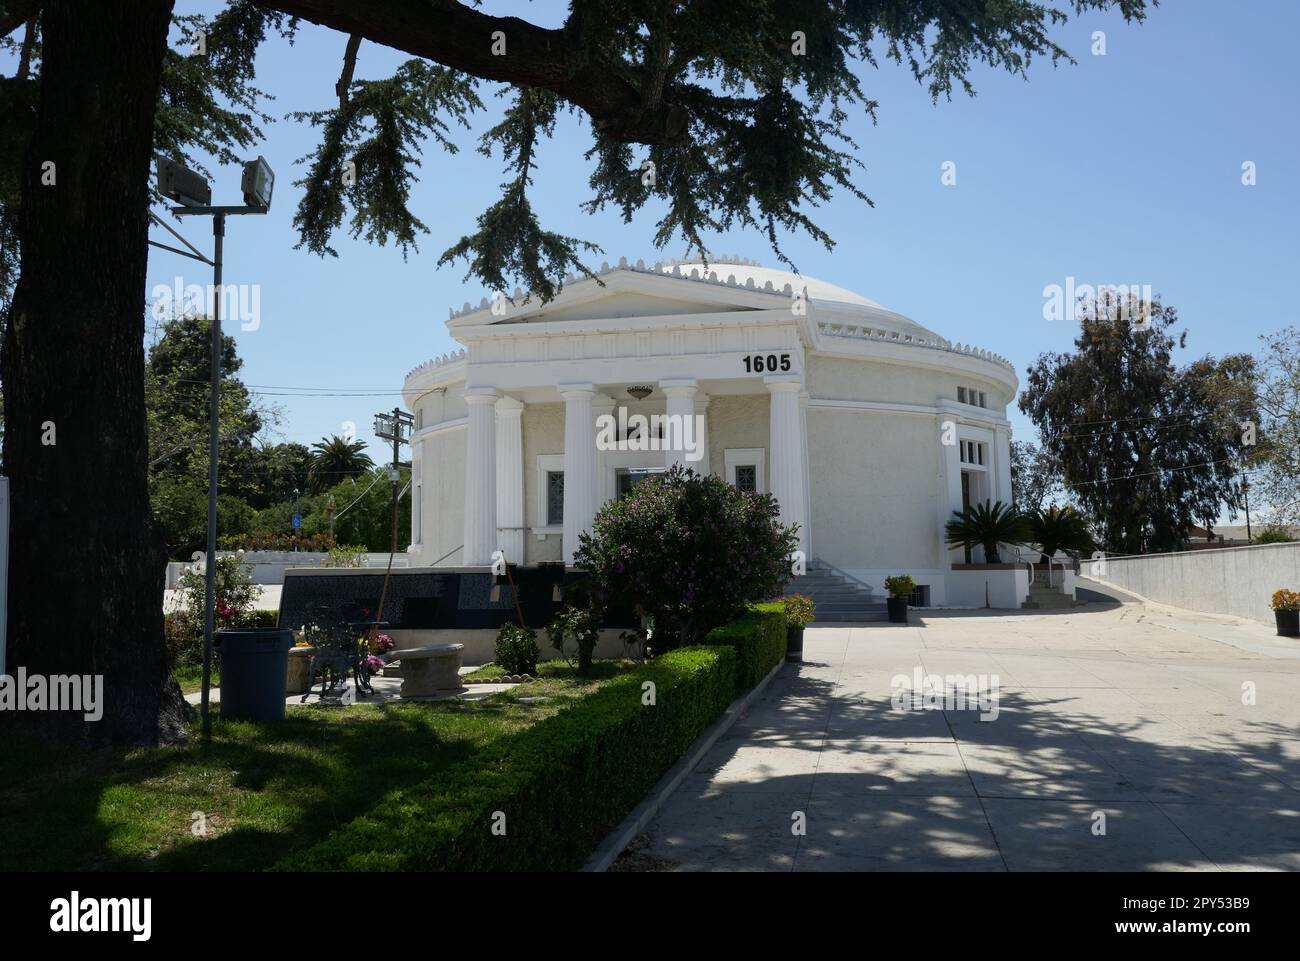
[[743, 353, 792, 373]]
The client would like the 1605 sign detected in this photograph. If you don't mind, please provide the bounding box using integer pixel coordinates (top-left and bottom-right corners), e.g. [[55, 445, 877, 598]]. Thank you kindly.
[[743, 353, 792, 373]]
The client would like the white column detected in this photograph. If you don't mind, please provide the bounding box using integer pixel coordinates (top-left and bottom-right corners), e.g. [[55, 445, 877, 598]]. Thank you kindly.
[[939, 414, 964, 567], [993, 425, 1013, 506], [694, 393, 711, 475], [766, 376, 809, 557], [561, 384, 597, 565], [660, 378, 698, 471], [495, 396, 525, 566], [592, 394, 616, 507], [462, 387, 499, 566], [799, 390, 812, 560]]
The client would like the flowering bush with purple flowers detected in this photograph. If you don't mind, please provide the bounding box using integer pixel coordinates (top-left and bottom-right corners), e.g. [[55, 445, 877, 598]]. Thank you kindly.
[[575, 464, 798, 652]]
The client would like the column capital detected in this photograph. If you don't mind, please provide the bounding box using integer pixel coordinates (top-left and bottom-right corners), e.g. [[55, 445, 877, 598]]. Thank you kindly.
[[659, 377, 698, 398], [463, 386, 500, 405], [764, 374, 802, 394], [558, 382, 595, 401], [495, 395, 525, 415]]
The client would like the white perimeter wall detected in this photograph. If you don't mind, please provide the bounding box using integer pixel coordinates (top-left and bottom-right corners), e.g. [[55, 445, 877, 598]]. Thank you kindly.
[[1089, 542, 1300, 625]]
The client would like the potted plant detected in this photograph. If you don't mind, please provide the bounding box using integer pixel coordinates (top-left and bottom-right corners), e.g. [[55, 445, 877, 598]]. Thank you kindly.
[[782, 594, 816, 662], [1270, 589, 1300, 638], [884, 575, 916, 624]]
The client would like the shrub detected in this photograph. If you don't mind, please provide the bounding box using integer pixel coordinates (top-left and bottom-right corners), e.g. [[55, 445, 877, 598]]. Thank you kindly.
[[575, 463, 798, 651], [781, 593, 816, 629], [324, 544, 368, 568], [278, 645, 738, 872], [176, 553, 260, 627], [1270, 589, 1300, 612], [546, 604, 602, 676], [1254, 526, 1295, 545], [240, 609, 279, 628], [884, 575, 917, 599], [494, 623, 540, 676], [705, 603, 786, 694]]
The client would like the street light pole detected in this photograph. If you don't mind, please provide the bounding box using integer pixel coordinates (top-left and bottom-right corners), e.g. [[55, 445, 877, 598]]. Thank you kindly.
[[152, 154, 275, 743], [199, 212, 226, 741]]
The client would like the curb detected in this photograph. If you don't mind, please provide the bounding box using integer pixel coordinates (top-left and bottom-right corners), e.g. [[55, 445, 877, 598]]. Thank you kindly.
[[581, 656, 789, 873]]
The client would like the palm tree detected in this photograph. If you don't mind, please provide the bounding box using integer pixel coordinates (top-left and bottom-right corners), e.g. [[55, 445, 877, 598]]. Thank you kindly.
[[945, 500, 1031, 564], [1028, 504, 1094, 564], [308, 435, 375, 494]]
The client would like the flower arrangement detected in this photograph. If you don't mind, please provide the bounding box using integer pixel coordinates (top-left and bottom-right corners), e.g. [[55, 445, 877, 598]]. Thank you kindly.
[[782, 594, 816, 629], [365, 632, 395, 656], [1270, 589, 1300, 612]]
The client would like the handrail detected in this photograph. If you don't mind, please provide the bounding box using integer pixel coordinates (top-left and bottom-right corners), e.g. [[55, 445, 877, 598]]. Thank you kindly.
[[1006, 544, 1035, 587], [807, 556, 877, 598]]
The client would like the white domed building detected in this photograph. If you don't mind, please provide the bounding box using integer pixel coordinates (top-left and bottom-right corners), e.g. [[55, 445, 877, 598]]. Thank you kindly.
[[402, 256, 1026, 609]]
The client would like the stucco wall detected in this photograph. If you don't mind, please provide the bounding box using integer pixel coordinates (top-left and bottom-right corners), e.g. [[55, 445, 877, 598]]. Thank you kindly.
[[807, 407, 942, 572], [808, 354, 1007, 413], [706, 395, 769, 487], [412, 426, 466, 566], [1086, 542, 1300, 625]]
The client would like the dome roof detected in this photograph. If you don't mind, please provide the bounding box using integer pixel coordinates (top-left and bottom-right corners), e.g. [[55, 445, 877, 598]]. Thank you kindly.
[[663, 258, 937, 338], [666, 261, 888, 310]]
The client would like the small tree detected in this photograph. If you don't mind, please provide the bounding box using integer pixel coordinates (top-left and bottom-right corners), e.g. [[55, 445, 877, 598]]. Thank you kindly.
[[1028, 505, 1095, 564], [945, 501, 1031, 564], [575, 464, 798, 652]]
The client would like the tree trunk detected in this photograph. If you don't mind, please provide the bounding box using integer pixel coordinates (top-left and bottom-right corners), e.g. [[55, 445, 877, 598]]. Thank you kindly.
[[2, 0, 189, 744]]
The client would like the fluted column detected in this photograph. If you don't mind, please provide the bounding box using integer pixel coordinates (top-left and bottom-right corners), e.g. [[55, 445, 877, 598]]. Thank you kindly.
[[695, 392, 712, 476], [561, 384, 597, 565], [495, 396, 525, 565], [591, 394, 615, 507], [799, 389, 812, 560], [766, 376, 809, 557], [660, 378, 698, 471], [462, 387, 499, 566]]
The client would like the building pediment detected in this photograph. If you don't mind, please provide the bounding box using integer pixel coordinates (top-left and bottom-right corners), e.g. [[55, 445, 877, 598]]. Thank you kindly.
[[447, 259, 792, 330]]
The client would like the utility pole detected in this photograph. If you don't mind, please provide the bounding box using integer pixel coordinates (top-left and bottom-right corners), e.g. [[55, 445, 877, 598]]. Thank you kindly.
[[372, 408, 415, 631]]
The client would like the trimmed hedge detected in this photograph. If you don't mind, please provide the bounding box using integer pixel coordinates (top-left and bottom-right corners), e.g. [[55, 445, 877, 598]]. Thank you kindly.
[[278, 645, 738, 871], [705, 602, 787, 694]]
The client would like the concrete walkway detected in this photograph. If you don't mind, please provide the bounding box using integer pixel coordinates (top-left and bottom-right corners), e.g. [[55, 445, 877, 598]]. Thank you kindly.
[[623, 600, 1300, 871]]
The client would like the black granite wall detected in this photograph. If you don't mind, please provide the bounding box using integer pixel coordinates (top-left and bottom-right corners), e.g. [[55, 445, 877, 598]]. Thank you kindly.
[[277, 566, 638, 631]]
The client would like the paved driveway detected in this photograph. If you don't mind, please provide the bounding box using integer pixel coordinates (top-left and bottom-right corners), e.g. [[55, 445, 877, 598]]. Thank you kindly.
[[624, 600, 1300, 871]]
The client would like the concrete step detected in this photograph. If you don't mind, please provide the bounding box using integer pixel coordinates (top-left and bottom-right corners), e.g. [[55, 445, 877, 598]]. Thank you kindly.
[[812, 610, 889, 622]]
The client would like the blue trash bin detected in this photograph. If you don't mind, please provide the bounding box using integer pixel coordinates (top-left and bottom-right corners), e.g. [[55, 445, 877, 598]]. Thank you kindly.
[[215, 628, 294, 722]]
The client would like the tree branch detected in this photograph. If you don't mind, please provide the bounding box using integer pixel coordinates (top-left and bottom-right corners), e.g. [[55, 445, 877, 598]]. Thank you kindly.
[[256, 0, 689, 145], [334, 31, 361, 107]]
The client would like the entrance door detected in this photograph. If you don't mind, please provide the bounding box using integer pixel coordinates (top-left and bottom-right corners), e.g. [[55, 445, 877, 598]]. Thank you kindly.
[[616, 467, 664, 500]]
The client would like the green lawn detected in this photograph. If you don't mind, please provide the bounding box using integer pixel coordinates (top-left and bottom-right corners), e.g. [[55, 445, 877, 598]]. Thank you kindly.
[[0, 660, 634, 871]]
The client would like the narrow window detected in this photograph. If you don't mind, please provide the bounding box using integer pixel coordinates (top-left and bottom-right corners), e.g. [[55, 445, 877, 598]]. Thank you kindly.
[[736, 465, 758, 493], [957, 386, 967, 404], [546, 471, 564, 525]]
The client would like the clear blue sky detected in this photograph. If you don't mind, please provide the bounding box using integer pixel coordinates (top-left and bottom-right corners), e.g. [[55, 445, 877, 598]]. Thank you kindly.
[[125, 0, 1296, 467]]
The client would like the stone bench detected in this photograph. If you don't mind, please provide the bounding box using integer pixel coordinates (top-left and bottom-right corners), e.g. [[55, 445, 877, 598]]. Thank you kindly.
[[390, 643, 465, 697]]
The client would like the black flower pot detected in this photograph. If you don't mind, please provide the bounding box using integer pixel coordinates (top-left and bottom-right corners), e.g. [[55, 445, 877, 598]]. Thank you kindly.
[[786, 625, 805, 662], [886, 597, 908, 624], [1276, 609, 1300, 638]]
